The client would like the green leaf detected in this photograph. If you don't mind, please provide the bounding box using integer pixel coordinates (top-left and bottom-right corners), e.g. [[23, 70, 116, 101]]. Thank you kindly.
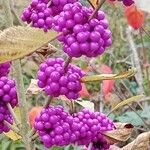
[[141, 106, 150, 119], [116, 111, 144, 126], [2, 140, 11, 150], [0, 26, 57, 63]]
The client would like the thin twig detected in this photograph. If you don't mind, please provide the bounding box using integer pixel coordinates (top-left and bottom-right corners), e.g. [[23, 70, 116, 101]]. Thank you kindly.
[[89, 0, 106, 20], [120, 81, 144, 110], [141, 27, 150, 39], [9, 0, 23, 25], [87, 143, 93, 150], [29, 128, 36, 138], [31, 133, 39, 141], [7, 103, 21, 128], [70, 100, 75, 115], [44, 96, 53, 108], [139, 29, 150, 95], [64, 56, 72, 73], [87, 0, 95, 9], [126, 27, 144, 95], [3, 120, 20, 135], [108, 86, 150, 130]]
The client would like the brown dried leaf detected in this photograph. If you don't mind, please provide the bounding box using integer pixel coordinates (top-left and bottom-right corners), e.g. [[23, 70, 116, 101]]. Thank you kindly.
[[0, 26, 57, 63], [103, 123, 134, 143], [121, 131, 150, 150], [26, 79, 43, 95]]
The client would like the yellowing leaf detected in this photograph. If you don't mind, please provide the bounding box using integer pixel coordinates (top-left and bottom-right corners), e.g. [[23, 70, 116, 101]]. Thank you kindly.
[[81, 68, 137, 82], [0, 26, 57, 63], [14, 107, 21, 122], [107, 95, 144, 116], [4, 130, 22, 141]]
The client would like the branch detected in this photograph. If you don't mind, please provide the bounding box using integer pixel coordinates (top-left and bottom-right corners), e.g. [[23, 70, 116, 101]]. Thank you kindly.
[[89, 0, 106, 20], [12, 60, 33, 150], [126, 27, 144, 95], [64, 56, 72, 73], [44, 96, 53, 108], [7, 103, 21, 128], [87, 0, 95, 9], [9, 0, 23, 25], [3, 120, 20, 135], [3, 0, 13, 27]]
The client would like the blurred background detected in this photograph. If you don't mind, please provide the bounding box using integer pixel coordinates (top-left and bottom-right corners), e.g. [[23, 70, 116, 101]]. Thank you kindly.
[[0, 0, 150, 149]]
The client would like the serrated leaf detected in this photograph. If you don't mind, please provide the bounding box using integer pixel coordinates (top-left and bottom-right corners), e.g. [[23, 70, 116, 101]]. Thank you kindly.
[[81, 68, 137, 82], [0, 26, 57, 63], [108, 95, 144, 115]]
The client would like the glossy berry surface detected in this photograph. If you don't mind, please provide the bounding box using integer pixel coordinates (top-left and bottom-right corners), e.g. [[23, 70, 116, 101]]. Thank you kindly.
[[0, 77, 18, 134], [37, 58, 85, 99], [0, 101, 13, 134], [0, 62, 11, 77], [0, 77, 18, 107], [54, 2, 112, 58], [34, 106, 114, 149], [22, 0, 77, 32]]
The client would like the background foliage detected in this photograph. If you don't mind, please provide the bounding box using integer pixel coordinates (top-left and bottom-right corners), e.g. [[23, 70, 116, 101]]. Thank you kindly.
[[0, 0, 150, 149]]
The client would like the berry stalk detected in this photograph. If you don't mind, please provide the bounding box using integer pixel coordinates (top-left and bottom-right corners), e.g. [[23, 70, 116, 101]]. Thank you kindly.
[[7, 103, 21, 128], [89, 0, 106, 20], [64, 56, 72, 73], [44, 96, 53, 108], [3, 120, 20, 135]]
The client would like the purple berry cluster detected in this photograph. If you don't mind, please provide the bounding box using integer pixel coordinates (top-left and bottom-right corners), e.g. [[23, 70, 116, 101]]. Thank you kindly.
[[54, 2, 112, 57], [22, 0, 77, 32], [0, 101, 13, 133], [37, 58, 85, 99], [0, 62, 11, 77], [0, 77, 18, 133], [74, 109, 114, 146], [0, 77, 18, 107], [110, 0, 134, 6], [34, 106, 114, 149]]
